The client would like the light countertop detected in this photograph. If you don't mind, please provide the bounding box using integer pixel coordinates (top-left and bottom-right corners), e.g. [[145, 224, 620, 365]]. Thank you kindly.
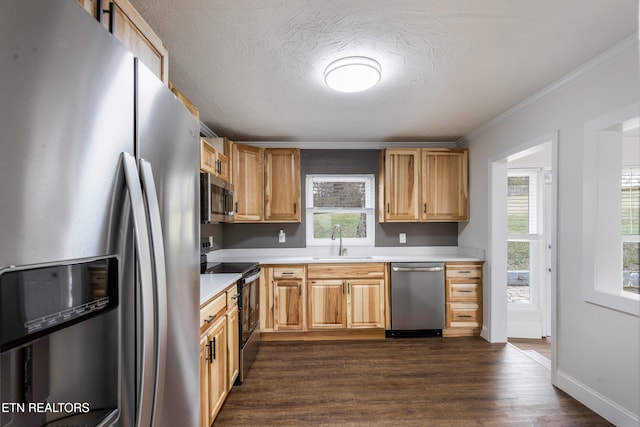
[[205, 246, 484, 266], [200, 273, 241, 306]]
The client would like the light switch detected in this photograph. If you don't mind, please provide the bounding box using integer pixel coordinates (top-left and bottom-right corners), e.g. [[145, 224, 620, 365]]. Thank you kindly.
[[399, 233, 406, 244]]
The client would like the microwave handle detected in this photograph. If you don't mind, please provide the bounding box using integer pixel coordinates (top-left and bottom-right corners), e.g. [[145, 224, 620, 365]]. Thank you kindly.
[[225, 191, 235, 216], [121, 152, 156, 427], [139, 159, 168, 426]]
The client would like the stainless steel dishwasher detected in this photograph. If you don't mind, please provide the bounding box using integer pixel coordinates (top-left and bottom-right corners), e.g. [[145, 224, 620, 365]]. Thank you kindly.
[[387, 262, 445, 338]]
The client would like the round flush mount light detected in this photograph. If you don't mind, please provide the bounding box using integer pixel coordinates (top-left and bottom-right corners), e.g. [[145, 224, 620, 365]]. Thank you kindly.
[[324, 56, 382, 93]]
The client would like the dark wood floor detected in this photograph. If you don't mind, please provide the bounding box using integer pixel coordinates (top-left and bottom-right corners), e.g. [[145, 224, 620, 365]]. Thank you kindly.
[[214, 337, 611, 426]]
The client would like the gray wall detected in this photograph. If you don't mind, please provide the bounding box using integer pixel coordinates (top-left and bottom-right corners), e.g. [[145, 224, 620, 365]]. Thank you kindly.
[[220, 149, 458, 249]]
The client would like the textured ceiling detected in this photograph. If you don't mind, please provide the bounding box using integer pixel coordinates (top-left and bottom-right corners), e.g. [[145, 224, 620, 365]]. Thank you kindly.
[[130, 0, 638, 144]]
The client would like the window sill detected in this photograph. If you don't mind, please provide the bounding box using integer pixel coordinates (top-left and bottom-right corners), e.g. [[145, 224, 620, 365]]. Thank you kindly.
[[584, 288, 640, 316]]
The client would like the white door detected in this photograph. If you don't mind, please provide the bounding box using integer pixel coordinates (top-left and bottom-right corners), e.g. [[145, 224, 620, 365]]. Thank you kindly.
[[506, 144, 552, 338]]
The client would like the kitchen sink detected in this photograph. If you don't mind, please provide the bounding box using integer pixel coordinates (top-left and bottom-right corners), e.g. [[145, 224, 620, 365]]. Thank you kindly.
[[311, 256, 375, 260]]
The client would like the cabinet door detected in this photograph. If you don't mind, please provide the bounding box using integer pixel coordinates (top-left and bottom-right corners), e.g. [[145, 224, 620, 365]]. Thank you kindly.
[[206, 317, 227, 424], [273, 280, 304, 331], [264, 148, 301, 222], [199, 334, 210, 427], [347, 279, 384, 329], [384, 149, 420, 221], [307, 280, 346, 330], [420, 149, 468, 221], [200, 138, 217, 174], [226, 305, 239, 388], [232, 143, 264, 222], [217, 152, 230, 183], [102, 0, 169, 83]]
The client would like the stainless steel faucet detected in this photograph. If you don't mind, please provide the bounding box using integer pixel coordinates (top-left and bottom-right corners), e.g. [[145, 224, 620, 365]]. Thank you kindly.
[[331, 224, 346, 256]]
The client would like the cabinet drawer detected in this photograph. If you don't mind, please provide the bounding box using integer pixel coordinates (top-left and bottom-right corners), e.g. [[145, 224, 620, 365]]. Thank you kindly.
[[273, 266, 305, 279], [307, 263, 385, 279], [200, 293, 226, 332], [226, 285, 239, 309], [445, 263, 482, 278], [447, 282, 480, 302], [447, 303, 480, 328]]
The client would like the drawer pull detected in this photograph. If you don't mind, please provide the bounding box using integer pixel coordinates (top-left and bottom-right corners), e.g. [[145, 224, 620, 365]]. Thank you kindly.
[[204, 314, 217, 324], [230, 293, 240, 300], [458, 270, 472, 274], [458, 315, 473, 318], [458, 290, 473, 293], [281, 272, 294, 275]]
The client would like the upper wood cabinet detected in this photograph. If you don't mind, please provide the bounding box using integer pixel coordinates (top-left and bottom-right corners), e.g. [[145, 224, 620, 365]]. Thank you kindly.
[[201, 138, 230, 183], [231, 144, 301, 223], [232, 143, 264, 222], [78, 0, 169, 83], [420, 149, 468, 221], [264, 148, 301, 222], [380, 148, 468, 222], [383, 149, 420, 221]]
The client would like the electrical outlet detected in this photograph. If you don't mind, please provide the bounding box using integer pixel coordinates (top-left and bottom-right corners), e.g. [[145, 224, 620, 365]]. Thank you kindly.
[[399, 233, 406, 244], [278, 229, 286, 243]]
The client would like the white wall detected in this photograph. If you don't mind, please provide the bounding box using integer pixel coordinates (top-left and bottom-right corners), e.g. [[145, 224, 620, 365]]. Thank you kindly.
[[458, 36, 640, 425]]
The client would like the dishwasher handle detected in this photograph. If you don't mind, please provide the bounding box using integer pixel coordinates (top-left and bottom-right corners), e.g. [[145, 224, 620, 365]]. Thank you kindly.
[[392, 266, 444, 272]]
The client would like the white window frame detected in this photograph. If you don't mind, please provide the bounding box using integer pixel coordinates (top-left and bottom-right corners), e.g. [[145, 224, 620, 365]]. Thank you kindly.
[[582, 104, 640, 316], [305, 174, 375, 247]]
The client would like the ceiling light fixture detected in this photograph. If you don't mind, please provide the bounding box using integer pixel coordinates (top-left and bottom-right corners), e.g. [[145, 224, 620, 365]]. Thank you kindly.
[[324, 56, 382, 93]]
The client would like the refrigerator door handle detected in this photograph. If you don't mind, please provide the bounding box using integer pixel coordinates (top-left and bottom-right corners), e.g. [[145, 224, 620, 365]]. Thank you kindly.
[[139, 158, 168, 426], [121, 152, 156, 427]]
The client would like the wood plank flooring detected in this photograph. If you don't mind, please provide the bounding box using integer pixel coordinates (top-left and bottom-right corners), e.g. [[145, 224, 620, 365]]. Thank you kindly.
[[214, 337, 611, 426]]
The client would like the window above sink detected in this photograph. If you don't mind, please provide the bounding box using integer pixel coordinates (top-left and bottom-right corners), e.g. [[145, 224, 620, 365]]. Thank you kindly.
[[305, 174, 375, 247]]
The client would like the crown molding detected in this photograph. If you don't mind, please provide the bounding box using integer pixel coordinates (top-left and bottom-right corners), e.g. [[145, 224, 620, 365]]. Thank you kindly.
[[244, 140, 458, 149], [457, 33, 639, 148]]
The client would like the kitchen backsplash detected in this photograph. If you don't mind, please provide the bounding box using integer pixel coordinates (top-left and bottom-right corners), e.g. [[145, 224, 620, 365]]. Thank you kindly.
[[209, 149, 459, 250]]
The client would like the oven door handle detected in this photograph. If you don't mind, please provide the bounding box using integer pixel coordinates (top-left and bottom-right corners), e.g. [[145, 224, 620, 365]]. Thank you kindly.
[[244, 271, 262, 284]]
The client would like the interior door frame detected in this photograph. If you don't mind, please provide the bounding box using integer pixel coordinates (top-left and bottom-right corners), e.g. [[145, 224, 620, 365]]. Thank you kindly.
[[487, 130, 558, 382]]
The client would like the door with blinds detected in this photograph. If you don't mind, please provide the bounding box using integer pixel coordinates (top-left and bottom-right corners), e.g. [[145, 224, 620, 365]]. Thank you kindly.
[[506, 167, 551, 338]]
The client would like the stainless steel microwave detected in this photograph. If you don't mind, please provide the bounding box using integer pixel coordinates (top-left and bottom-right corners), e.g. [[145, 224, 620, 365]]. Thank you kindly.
[[200, 172, 234, 223]]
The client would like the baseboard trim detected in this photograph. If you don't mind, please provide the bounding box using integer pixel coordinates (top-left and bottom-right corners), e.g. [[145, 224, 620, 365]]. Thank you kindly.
[[555, 369, 639, 427]]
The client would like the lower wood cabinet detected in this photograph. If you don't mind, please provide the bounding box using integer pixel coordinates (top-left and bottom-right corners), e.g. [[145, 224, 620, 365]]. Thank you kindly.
[[261, 263, 387, 339], [307, 278, 384, 330], [347, 279, 385, 328], [307, 263, 386, 331], [200, 315, 227, 427], [443, 262, 483, 337], [307, 279, 346, 329], [200, 284, 239, 427], [271, 266, 306, 331]]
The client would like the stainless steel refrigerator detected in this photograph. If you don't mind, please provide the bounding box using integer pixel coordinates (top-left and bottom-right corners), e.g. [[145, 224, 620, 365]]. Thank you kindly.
[[0, 1, 200, 426]]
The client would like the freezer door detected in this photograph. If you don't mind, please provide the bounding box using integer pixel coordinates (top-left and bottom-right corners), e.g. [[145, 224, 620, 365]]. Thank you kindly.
[[0, 0, 136, 425], [136, 60, 200, 427], [0, 0, 135, 265]]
